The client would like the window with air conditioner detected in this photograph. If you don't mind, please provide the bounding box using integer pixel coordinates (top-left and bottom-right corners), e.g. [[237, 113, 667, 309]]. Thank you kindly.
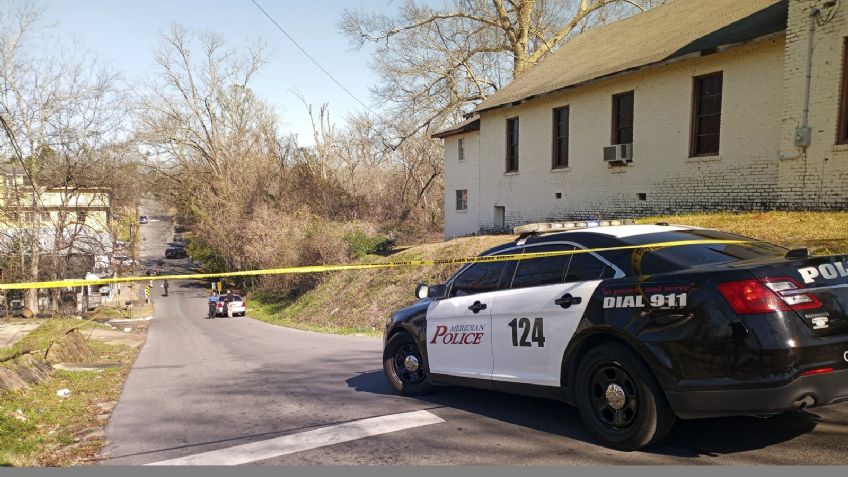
[[605, 92, 634, 165]]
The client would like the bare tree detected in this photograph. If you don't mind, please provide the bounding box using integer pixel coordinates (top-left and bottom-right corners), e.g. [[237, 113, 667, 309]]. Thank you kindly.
[[139, 24, 299, 273], [341, 0, 666, 136], [137, 24, 274, 185], [0, 3, 128, 313]]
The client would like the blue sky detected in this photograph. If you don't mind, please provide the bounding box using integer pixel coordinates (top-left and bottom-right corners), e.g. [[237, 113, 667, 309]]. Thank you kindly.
[[43, 0, 402, 145]]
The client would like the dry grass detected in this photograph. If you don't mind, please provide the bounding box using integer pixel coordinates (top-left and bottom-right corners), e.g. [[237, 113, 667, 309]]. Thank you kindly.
[[251, 211, 848, 336], [637, 211, 848, 255], [250, 235, 512, 335]]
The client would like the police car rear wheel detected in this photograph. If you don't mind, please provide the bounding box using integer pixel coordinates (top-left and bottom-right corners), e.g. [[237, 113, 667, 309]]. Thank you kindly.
[[575, 343, 675, 450], [383, 332, 433, 395]]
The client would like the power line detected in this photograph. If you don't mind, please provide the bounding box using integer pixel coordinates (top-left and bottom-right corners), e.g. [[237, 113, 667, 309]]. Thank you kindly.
[[249, 0, 380, 117]]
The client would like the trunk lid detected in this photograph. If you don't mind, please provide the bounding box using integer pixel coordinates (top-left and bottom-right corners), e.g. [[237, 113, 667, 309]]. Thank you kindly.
[[748, 254, 848, 336]]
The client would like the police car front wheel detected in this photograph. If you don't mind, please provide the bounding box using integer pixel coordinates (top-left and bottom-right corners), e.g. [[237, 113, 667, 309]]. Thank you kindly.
[[575, 343, 676, 451], [383, 332, 433, 395]]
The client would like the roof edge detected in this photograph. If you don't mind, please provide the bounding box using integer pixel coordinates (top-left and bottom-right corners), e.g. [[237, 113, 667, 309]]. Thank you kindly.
[[431, 116, 481, 139], [474, 30, 785, 115]]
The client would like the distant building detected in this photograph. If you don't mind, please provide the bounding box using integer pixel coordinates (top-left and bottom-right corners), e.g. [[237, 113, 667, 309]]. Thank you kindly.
[[435, 0, 848, 238], [0, 165, 114, 268]]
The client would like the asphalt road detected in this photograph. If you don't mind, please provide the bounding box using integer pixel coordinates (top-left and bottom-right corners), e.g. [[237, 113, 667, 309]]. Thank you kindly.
[[101, 202, 848, 465]]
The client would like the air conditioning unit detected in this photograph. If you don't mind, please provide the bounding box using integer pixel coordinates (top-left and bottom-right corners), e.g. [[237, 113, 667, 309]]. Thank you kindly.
[[603, 143, 633, 165]]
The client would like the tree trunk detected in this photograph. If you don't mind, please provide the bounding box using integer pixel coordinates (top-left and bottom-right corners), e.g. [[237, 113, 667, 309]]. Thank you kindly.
[[26, 233, 39, 314]]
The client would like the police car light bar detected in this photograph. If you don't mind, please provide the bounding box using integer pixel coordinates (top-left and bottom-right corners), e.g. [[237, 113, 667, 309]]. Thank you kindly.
[[513, 219, 635, 235]]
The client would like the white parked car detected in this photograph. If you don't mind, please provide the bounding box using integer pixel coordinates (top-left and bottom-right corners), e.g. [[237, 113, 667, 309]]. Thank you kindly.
[[113, 255, 135, 267], [215, 295, 246, 317]]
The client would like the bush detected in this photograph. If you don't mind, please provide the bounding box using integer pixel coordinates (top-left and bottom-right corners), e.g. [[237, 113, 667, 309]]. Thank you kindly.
[[187, 239, 228, 273], [345, 228, 395, 258]]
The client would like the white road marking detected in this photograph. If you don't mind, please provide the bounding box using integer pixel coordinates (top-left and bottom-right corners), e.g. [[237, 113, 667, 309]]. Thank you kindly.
[[146, 410, 444, 466]]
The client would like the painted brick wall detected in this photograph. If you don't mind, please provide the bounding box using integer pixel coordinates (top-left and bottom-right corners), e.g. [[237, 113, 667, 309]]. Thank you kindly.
[[443, 1, 848, 239], [444, 39, 786, 238], [444, 132, 482, 238], [778, 0, 848, 209]]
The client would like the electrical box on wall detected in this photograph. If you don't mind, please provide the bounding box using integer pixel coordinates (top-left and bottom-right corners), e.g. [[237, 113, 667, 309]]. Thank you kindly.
[[794, 126, 811, 148]]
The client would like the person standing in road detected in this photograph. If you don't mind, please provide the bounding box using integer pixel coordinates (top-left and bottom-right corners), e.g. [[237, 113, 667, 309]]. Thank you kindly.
[[225, 289, 235, 318], [208, 291, 218, 319], [163, 279, 169, 297]]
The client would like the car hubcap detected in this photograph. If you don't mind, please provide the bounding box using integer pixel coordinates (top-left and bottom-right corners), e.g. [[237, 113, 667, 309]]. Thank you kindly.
[[394, 344, 425, 385], [605, 383, 626, 410], [404, 355, 420, 372], [589, 364, 639, 430]]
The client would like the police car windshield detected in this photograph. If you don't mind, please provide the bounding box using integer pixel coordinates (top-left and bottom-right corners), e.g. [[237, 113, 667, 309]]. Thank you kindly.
[[626, 229, 786, 273]]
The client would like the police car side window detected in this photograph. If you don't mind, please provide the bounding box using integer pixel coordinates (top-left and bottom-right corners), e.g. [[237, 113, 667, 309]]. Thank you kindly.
[[511, 244, 574, 289], [564, 252, 614, 282], [450, 261, 507, 297]]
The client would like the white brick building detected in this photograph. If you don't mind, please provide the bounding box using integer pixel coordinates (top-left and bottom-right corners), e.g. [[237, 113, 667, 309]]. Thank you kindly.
[[435, 0, 848, 239]]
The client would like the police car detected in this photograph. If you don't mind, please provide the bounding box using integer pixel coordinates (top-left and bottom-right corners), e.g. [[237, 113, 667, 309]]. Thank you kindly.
[[381, 220, 848, 450]]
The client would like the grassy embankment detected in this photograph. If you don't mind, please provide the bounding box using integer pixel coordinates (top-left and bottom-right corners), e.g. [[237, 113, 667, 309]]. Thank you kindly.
[[0, 319, 140, 466], [250, 211, 848, 337]]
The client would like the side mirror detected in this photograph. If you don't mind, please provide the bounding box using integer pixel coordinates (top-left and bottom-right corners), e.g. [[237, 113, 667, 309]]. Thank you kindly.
[[415, 283, 429, 300], [415, 283, 447, 300]]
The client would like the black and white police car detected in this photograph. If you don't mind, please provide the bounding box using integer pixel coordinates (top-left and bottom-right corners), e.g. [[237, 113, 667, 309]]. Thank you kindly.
[[382, 220, 848, 450]]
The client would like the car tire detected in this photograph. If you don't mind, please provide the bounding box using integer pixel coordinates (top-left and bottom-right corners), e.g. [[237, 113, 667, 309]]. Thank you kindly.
[[575, 343, 676, 451], [383, 332, 433, 396]]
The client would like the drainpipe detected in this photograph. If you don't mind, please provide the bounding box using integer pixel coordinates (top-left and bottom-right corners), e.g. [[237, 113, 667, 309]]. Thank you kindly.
[[794, 5, 821, 149]]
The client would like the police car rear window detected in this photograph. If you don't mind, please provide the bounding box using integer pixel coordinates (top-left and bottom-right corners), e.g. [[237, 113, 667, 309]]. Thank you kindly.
[[566, 253, 616, 282], [632, 230, 786, 274]]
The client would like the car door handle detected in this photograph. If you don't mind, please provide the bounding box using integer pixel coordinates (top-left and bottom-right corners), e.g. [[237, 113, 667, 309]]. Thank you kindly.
[[555, 294, 582, 309], [467, 301, 487, 314]]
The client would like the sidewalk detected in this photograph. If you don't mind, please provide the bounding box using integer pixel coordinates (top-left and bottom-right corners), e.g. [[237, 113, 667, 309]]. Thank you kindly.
[[0, 320, 45, 348]]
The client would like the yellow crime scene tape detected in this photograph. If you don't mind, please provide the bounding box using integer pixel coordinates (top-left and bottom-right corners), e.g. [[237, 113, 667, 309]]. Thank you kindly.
[[0, 239, 751, 290]]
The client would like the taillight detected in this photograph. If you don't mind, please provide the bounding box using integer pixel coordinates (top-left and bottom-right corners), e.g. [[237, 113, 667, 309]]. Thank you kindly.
[[717, 277, 822, 314], [717, 279, 789, 314], [801, 367, 834, 377], [762, 277, 822, 311]]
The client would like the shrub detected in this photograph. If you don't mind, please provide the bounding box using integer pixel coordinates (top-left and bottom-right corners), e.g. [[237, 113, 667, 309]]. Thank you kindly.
[[345, 228, 395, 258], [187, 239, 228, 273]]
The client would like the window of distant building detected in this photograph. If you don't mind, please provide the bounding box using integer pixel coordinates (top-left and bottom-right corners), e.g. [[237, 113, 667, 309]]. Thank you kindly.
[[506, 117, 519, 172], [456, 189, 468, 211], [552, 106, 570, 168], [691, 72, 723, 156], [612, 92, 634, 145]]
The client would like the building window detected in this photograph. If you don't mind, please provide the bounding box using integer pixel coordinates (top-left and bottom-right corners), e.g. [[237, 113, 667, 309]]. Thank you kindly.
[[455, 189, 468, 211], [41, 211, 51, 221], [691, 72, 723, 156], [612, 91, 634, 144], [77, 211, 87, 224], [552, 106, 570, 168], [458, 138, 465, 162], [506, 117, 519, 172], [839, 38, 848, 144]]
